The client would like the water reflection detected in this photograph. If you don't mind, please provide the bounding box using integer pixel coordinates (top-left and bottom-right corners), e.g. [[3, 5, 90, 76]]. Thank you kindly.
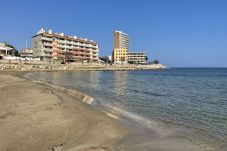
[[51, 72, 63, 85], [32, 72, 60, 85], [87, 71, 101, 90], [113, 71, 128, 97]]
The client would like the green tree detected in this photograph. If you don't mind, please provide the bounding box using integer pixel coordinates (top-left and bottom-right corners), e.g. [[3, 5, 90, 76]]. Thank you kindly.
[[153, 60, 159, 64], [15, 50, 20, 57], [145, 56, 148, 62]]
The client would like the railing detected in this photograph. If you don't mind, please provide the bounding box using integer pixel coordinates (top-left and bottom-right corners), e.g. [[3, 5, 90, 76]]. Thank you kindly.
[[44, 53, 53, 57], [57, 40, 65, 44], [42, 37, 53, 41], [65, 45, 72, 49], [58, 45, 65, 49], [43, 42, 52, 46], [44, 49, 53, 52]]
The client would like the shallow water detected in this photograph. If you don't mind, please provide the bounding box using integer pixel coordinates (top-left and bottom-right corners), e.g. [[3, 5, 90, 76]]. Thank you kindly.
[[25, 68, 227, 148]]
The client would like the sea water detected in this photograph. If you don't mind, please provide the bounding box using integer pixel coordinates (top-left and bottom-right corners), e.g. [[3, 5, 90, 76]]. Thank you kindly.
[[25, 68, 227, 148]]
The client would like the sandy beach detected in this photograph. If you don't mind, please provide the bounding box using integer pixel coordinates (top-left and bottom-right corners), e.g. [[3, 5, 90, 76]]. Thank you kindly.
[[0, 72, 214, 151], [0, 72, 128, 151]]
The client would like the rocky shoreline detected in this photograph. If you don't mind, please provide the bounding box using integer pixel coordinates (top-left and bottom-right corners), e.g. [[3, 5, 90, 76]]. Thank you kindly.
[[0, 60, 166, 71]]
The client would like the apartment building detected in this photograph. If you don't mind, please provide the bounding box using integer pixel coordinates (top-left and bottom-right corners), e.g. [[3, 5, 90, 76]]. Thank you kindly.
[[127, 52, 148, 64], [20, 48, 33, 58], [113, 31, 129, 64], [0, 42, 16, 57], [113, 48, 127, 63], [32, 28, 99, 62]]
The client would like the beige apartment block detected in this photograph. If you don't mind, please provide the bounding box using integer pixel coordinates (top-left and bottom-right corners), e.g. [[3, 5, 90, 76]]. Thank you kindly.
[[32, 28, 99, 62], [20, 48, 33, 58], [113, 48, 128, 64]]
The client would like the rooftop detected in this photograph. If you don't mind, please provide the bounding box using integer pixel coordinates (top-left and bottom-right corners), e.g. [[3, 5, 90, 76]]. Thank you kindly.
[[33, 28, 97, 45], [115, 30, 128, 35]]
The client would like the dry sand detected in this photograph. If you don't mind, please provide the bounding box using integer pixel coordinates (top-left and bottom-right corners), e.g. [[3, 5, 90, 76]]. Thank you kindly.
[[0, 72, 213, 151]]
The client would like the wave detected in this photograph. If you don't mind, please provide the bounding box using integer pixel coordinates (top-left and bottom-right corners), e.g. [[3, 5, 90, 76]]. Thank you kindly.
[[98, 103, 173, 135], [23, 72, 95, 105]]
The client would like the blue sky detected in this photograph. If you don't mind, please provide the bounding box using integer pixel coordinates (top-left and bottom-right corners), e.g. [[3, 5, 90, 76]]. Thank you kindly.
[[1, 0, 227, 67]]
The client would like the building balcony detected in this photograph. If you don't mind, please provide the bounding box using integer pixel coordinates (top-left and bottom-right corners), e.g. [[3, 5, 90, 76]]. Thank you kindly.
[[65, 45, 73, 49], [68, 56, 90, 60], [43, 42, 52, 47], [57, 45, 66, 49], [92, 58, 98, 61], [56, 54, 65, 58], [73, 42, 80, 45], [42, 37, 53, 41], [71, 51, 82, 55], [56, 40, 65, 44], [44, 49, 53, 53], [74, 51, 90, 55], [65, 40, 73, 44], [44, 53, 53, 57], [73, 47, 88, 52], [56, 49, 66, 52]]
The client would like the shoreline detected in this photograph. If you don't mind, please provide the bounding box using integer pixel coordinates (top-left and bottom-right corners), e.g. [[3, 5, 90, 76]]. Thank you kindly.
[[0, 60, 166, 71], [23, 71, 225, 151], [0, 71, 223, 151]]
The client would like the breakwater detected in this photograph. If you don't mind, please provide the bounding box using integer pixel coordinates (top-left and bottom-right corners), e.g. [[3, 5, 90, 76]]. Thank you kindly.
[[0, 60, 166, 71]]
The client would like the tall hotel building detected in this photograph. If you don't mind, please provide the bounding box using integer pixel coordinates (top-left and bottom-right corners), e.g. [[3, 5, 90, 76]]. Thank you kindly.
[[113, 31, 129, 64], [32, 28, 99, 62]]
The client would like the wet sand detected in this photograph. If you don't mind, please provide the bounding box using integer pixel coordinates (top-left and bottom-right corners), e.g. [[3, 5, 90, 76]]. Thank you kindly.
[[0, 72, 213, 151]]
